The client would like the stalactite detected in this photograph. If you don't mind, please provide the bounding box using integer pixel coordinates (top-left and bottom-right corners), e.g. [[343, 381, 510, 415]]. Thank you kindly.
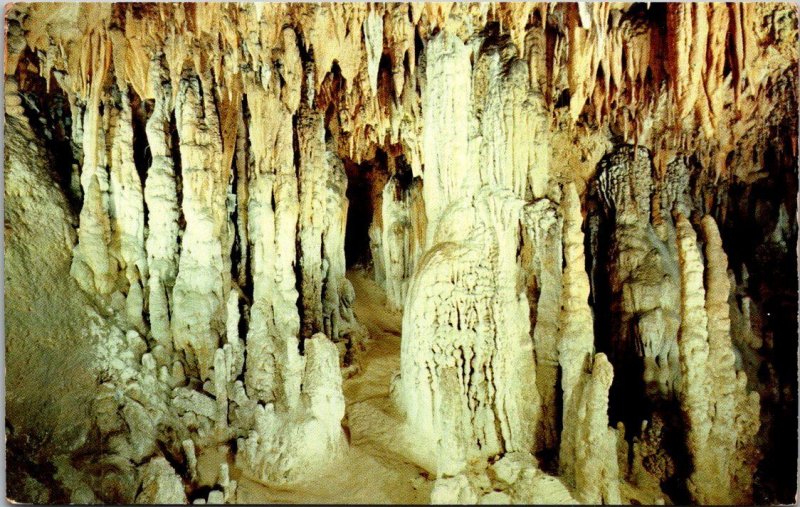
[[421, 30, 474, 243], [304, 3, 368, 92], [70, 33, 117, 295], [520, 199, 563, 450], [297, 102, 349, 343], [243, 78, 302, 408], [4, 79, 26, 119], [363, 7, 384, 98], [378, 176, 426, 309], [14, 3, 792, 178], [470, 39, 550, 200], [384, 4, 415, 98], [233, 104, 249, 289]]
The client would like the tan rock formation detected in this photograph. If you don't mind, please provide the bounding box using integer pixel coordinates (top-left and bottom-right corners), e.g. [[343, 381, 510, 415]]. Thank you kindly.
[[378, 175, 426, 309], [397, 189, 540, 476], [236, 333, 347, 485], [3, 3, 796, 505], [170, 69, 231, 381], [144, 55, 180, 353], [109, 89, 147, 331], [675, 214, 761, 504], [69, 34, 117, 295], [572, 354, 622, 504], [557, 182, 596, 481], [519, 198, 563, 450], [135, 457, 188, 504], [243, 75, 303, 407]]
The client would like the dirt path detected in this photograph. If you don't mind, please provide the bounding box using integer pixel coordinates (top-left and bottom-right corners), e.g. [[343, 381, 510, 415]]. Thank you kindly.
[[234, 269, 432, 503]]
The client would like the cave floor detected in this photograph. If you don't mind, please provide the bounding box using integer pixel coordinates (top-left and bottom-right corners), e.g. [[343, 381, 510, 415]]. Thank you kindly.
[[231, 269, 434, 503]]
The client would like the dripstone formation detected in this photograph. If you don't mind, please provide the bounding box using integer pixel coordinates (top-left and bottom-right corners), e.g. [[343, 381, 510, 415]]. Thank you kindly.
[[4, 3, 797, 505]]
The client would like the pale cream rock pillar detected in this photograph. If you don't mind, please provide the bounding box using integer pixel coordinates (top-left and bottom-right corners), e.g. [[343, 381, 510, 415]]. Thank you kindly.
[[421, 30, 474, 244], [70, 34, 118, 296], [558, 183, 596, 482], [397, 190, 540, 476], [109, 90, 147, 331], [171, 70, 230, 381], [675, 213, 716, 503], [573, 354, 622, 504], [144, 56, 180, 354], [243, 78, 303, 408]]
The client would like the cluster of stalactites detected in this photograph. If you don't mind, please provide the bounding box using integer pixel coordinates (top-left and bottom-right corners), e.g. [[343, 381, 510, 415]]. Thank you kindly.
[[5, 2, 787, 501], [9, 3, 795, 181]]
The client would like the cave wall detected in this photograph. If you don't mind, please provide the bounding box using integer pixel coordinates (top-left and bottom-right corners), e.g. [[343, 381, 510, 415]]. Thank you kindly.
[[4, 2, 798, 505]]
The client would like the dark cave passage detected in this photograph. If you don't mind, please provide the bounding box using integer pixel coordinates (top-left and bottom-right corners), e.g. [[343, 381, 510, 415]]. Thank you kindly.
[[343, 149, 390, 269]]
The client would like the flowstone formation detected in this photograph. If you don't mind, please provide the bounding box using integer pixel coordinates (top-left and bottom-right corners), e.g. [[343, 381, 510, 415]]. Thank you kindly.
[[5, 3, 798, 505]]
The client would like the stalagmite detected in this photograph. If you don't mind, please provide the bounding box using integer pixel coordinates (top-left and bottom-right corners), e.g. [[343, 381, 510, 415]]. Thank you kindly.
[[701, 215, 738, 493], [686, 214, 761, 504], [236, 333, 347, 485], [558, 183, 596, 482], [109, 89, 147, 330], [660, 158, 692, 217], [572, 354, 621, 504], [144, 56, 180, 353], [555, 187, 620, 504], [135, 457, 188, 505], [396, 189, 540, 476], [171, 70, 231, 381]]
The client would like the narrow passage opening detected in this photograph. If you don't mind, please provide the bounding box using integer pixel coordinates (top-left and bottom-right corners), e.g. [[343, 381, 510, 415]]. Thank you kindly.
[[343, 149, 390, 270]]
